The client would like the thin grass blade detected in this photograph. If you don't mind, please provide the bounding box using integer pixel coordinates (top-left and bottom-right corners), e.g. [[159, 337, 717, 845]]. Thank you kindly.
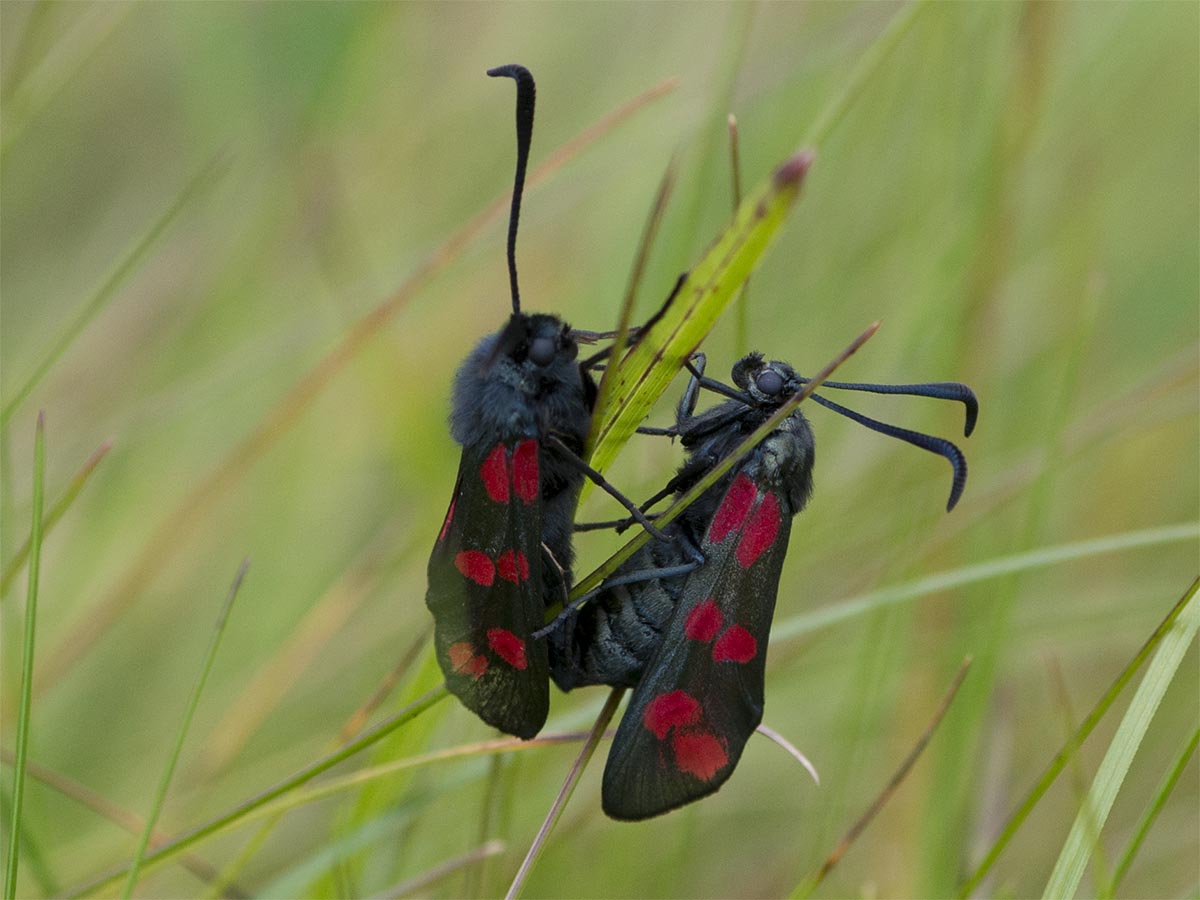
[[1, 439, 112, 598], [772, 523, 1200, 643], [588, 0, 928, 477], [1107, 724, 1199, 894], [587, 150, 814, 477], [1, 156, 229, 431], [375, 840, 506, 900], [584, 157, 677, 457], [792, 657, 972, 898], [1041, 580, 1199, 900], [0, 749, 242, 894], [3, 411, 45, 900], [505, 688, 625, 900], [64, 683, 451, 898], [121, 559, 250, 898], [0, 790, 55, 897], [960, 577, 1200, 896]]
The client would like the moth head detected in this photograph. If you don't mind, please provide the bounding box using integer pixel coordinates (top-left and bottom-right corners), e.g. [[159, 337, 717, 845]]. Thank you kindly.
[[731, 353, 801, 406]]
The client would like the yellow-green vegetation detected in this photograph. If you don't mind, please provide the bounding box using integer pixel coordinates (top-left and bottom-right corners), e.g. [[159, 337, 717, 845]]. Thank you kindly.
[[1, 4, 1196, 898]]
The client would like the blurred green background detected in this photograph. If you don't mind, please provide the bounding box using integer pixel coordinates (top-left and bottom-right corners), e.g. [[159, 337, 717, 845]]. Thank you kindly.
[[2, 3, 1197, 898]]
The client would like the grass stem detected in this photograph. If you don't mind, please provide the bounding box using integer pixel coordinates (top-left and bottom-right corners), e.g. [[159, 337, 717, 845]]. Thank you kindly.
[[121, 559, 250, 898], [4, 412, 45, 900]]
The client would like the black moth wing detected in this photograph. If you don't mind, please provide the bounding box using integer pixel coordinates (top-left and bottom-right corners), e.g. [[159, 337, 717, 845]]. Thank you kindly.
[[427, 437, 549, 739], [601, 467, 794, 820]]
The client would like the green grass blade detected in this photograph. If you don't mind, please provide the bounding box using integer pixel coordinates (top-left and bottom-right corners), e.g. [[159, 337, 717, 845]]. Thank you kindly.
[[587, 151, 814, 477], [801, 0, 926, 149], [65, 683, 451, 898], [0, 790, 56, 897], [584, 158, 677, 458], [1107, 724, 1199, 894], [0, 156, 228, 431], [216, 731, 599, 826], [772, 523, 1200, 642], [1, 439, 112, 599], [505, 688, 625, 900], [4, 411, 45, 900], [121, 559, 250, 898], [1041, 579, 1199, 900], [793, 658, 972, 898], [587, 1, 928, 479], [959, 577, 1200, 897]]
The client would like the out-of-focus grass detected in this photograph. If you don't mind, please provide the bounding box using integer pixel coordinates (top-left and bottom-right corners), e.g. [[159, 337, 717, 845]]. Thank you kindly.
[[1, 3, 1196, 899]]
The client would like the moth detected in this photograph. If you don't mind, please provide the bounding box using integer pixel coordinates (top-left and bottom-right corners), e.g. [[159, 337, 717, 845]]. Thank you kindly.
[[426, 65, 667, 740], [549, 352, 977, 819]]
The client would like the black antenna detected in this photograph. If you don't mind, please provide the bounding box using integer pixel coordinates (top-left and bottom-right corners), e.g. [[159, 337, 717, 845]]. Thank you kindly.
[[800, 378, 978, 437], [690, 371, 974, 511], [809, 392, 969, 511], [487, 64, 536, 315]]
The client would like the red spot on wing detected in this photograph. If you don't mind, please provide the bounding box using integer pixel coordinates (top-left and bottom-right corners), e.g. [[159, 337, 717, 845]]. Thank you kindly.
[[512, 440, 539, 504], [684, 599, 723, 642], [737, 491, 781, 568], [487, 628, 528, 669], [448, 642, 488, 679], [713, 625, 758, 663], [496, 550, 518, 583], [709, 474, 757, 543], [643, 690, 701, 740], [480, 444, 510, 503], [496, 549, 532, 583], [454, 551, 495, 586], [672, 731, 729, 781], [438, 497, 456, 543]]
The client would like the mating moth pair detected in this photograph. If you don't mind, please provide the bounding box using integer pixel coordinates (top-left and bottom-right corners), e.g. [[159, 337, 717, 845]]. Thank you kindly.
[[424, 65, 976, 821]]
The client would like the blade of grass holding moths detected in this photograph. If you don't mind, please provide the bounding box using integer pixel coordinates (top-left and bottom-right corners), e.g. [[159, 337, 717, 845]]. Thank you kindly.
[[1041, 580, 1199, 900], [588, 150, 814, 478], [562, 321, 878, 613], [584, 157, 678, 458], [588, 0, 928, 477], [4, 412, 45, 900]]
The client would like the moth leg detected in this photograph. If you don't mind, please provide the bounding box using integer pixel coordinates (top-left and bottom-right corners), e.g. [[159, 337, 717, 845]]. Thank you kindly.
[[573, 512, 660, 533], [678, 351, 707, 423], [533, 552, 705, 640], [547, 435, 671, 544], [541, 541, 571, 614]]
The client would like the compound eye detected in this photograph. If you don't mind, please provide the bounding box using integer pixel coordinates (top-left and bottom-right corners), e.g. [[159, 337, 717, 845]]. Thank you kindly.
[[756, 369, 784, 396], [528, 336, 556, 366]]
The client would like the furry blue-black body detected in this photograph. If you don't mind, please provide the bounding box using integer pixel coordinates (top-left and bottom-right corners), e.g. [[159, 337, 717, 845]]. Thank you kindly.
[[450, 313, 595, 592], [427, 313, 594, 739]]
